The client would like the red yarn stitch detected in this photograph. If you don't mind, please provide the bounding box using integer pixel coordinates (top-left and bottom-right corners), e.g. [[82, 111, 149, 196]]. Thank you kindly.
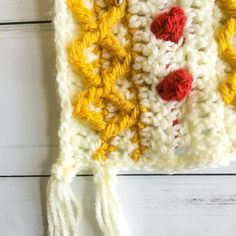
[[150, 7, 186, 43], [156, 69, 193, 102], [173, 119, 179, 126]]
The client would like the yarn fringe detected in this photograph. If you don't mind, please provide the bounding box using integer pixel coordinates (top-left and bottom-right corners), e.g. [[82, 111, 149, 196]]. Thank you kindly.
[[94, 167, 131, 236], [47, 167, 130, 236], [47, 178, 81, 236]]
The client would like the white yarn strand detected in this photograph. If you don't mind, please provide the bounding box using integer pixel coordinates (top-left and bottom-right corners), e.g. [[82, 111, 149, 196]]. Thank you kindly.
[[95, 167, 131, 236], [47, 177, 82, 236]]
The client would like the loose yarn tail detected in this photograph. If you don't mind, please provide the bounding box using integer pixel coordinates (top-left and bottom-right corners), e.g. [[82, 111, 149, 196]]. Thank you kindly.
[[94, 167, 131, 236], [47, 177, 81, 236]]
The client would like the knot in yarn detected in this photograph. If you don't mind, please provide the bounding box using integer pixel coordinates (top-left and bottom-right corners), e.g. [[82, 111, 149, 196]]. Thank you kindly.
[[156, 69, 193, 102], [51, 158, 80, 183], [150, 7, 186, 43]]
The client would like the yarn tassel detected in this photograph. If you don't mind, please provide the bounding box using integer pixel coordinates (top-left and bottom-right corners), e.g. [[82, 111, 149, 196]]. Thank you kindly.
[[94, 167, 131, 236], [47, 177, 81, 236]]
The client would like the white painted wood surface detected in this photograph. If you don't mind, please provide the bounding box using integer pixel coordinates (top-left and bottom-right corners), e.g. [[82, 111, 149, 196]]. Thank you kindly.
[[1, 176, 236, 236], [0, 24, 59, 176], [0, 0, 52, 22], [0, 1, 236, 236]]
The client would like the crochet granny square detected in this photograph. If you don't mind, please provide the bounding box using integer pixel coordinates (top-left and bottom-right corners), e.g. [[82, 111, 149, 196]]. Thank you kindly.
[[47, 0, 236, 235]]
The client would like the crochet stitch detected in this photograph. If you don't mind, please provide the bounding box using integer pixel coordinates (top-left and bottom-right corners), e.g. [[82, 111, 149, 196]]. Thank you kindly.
[[156, 68, 193, 101], [47, 0, 236, 235], [217, 1, 236, 106], [150, 7, 186, 43], [68, 0, 145, 162]]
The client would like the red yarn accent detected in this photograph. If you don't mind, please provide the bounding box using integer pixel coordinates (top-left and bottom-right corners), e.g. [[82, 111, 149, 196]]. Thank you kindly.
[[150, 7, 186, 43], [173, 119, 179, 126], [156, 69, 193, 102]]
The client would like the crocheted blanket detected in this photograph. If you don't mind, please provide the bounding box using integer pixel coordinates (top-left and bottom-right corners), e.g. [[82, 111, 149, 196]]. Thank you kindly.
[[47, 0, 236, 235]]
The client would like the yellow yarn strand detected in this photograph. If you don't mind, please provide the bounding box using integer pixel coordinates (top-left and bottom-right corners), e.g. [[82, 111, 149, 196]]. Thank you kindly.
[[67, 0, 144, 160], [218, 0, 236, 17], [218, 18, 236, 68], [220, 73, 236, 105], [217, 0, 236, 106]]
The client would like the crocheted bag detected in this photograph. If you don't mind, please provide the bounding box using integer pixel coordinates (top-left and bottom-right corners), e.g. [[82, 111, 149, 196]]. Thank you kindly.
[[47, 0, 236, 235]]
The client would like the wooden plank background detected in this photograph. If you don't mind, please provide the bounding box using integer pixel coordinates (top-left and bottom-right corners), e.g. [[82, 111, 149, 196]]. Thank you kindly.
[[0, 1, 236, 235]]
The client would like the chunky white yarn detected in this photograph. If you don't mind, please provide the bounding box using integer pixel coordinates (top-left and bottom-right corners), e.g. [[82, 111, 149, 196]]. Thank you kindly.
[[94, 166, 131, 236], [47, 178, 81, 236]]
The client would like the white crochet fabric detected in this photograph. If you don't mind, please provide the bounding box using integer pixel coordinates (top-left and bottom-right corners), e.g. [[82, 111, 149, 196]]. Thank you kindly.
[[128, 0, 236, 171], [47, 0, 236, 235], [52, 0, 236, 175]]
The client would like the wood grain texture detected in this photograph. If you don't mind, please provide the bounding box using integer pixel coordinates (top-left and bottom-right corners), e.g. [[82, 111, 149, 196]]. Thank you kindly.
[[0, 24, 59, 175], [0, 176, 236, 236], [0, 23, 236, 175], [0, 0, 52, 23]]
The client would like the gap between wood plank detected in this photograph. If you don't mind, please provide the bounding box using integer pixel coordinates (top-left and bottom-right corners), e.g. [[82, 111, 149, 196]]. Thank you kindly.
[[0, 20, 51, 26], [0, 173, 236, 178]]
